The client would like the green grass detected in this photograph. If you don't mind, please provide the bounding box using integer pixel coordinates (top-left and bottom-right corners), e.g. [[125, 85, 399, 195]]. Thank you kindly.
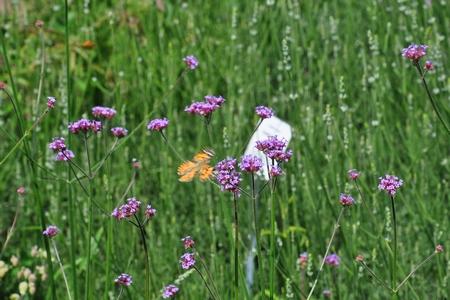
[[0, 1, 449, 299]]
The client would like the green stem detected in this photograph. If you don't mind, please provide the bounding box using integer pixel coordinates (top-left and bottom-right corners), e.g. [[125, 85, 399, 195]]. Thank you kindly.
[[52, 240, 73, 300], [84, 135, 93, 300], [135, 216, 150, 300], [197, 252, 221, 300], [64, 0, 78, 297], [194, 265, 217, 300], [233, 193, 239, 300], [269, 178, 276, 299], [358, 261, 393, 292], [390, 196, 397, 296], [306, 208, 344, 300], [394, 251, 438, 292], [414, 63, 450, 134], [251, 173, 263, 291]]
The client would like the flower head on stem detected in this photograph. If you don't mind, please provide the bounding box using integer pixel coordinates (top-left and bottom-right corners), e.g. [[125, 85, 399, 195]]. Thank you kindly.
[[162, 284, 179, 298], [114, 273, 132, 286], [147, 118, 169, 131]]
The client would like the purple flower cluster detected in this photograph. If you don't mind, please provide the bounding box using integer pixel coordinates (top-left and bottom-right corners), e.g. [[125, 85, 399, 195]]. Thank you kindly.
[[239, 155, 263, 173], [111, 127, 128, 138], [181, 236, 195, 249], [347, 169, 360, 180], [180, 252, 196, 270], [114, 273, 132, 287], [298, 252, 308, 269], [185, 95, 226, 117], [183, 55, 199, 70], [378, 175, 403, 196], [68, 118, 103, 134], [255, 105, 274, 119], [111, 197, 141, 220], [424, 60, 434, 71], [43, 225, 59, 238], [145, 204, 157, 219], [162, 284, 179, 298], [147, 118, 169, 131], [325, 253, 340, 267], [255, 136, 292, 162], [215, 158, 242, 196], [92, 106, 116, 119], [269, 165, 283, 177], [339, 193, 355, 207], [47, 96, 56, 109], [49, 137, 66, 152], [56, 150, 75, 161], [402, 44, 428, 62]]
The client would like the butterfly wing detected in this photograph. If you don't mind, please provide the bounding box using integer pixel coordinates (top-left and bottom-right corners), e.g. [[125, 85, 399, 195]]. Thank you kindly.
[[178, 149, 214, 182], [199, 165, 214, 182], [177, 161, 197, 182]]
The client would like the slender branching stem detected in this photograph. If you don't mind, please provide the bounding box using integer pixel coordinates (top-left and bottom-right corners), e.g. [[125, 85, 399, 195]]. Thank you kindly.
[[390, 196, 397, 295], [233, 193, 239, 300], [414, 62, 450, 134], [394, 251, 438, 292], [135, 216, 150, 300], [52, 240, 73, 300], [306, 208, 345, 300], [194, 265, 218, 300], [358, 261, 393, 292], [84, 135, 93, 300], [197, 251, 221, 300]]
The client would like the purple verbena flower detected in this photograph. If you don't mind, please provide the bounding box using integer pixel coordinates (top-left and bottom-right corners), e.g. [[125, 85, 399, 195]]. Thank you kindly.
[[145, 204, 156, 219], [239, 155, 263, 173], [255, 105, 274, 119], [111, 127, 128, 138], [185, 102, 217, 116], [204, 95, 225, 106], [256, 136, 292, 162], [215, 158, 242, 196], [378, 175, 403, 197], [298, 252, 308, 269], [68, 119, 102, 134], [162, 284, 179, 298], [325, 253, 340, 267], [111, 197, 141, 220], [347, 169, 360, 180], [181, 236, 195, 249], [47, 97, 56, 109], [435, 244, 444, 253], [92, 106, 116, 119], [49, 137, 66, 152], [147, 118, 169, 131], [424, 60, 434, 71], [183, 55, 199, 70], [269, 165, 283, 177], [180, 252, 196, 270], [114, 273, 132, 287], [56, 150, 75, 161], [16, 186, 26, 195], [43, 225, 59, 238], [402, 44, 428, 62], [339, 193, 355, 207]]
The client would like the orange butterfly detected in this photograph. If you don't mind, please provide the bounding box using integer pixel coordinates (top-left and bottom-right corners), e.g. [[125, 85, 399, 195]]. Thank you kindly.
[[177, 149, 214, 182]]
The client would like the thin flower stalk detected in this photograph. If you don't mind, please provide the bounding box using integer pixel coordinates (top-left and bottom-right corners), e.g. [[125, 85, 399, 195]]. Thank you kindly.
[[414, 62, 450, 134], [134, 215, 151, 300], [358, 260, 393, 292], [394, 250, 439, 292], [52, 240, 73, 300], [194, 265, 218, 300], [84, 134, 94, 300], [390, 196, 397, 296], [306, 208, 344, 300], [197, 252, 221, 300], [233, 193, 240, 300]]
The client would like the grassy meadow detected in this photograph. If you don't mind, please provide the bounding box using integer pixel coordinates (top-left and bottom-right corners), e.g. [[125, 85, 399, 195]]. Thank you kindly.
[[0, 0, 449, 299]]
